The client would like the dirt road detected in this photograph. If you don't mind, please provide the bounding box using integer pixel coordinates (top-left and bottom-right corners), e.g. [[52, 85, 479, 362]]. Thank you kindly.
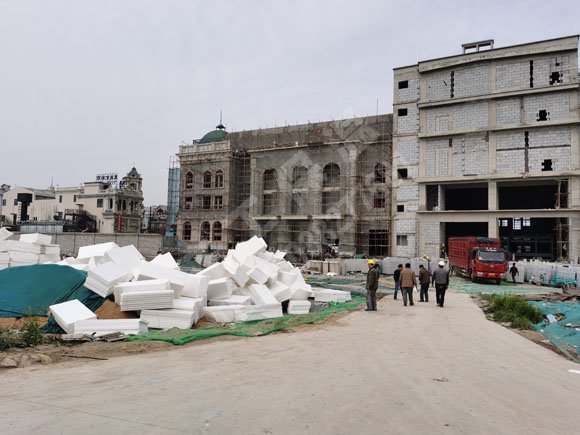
[[1, 290, 579, 434]]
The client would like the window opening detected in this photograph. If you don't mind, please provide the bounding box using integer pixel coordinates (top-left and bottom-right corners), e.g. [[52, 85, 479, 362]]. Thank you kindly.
[[397, 168, 408, 179], [397, 108, 408, 116], [398, 80, 409, 89]]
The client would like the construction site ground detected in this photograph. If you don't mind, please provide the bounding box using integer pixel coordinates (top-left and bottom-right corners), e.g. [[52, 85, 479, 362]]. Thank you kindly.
[[2, 279, 580, 434]]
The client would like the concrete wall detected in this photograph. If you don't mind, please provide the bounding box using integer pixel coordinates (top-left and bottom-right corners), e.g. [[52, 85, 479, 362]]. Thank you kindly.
[[52, 233, 163, 259]]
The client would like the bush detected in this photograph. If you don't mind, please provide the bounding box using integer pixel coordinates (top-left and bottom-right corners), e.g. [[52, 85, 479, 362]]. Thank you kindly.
[[20, 317, 42, 347], [482, 293, 543, 330]]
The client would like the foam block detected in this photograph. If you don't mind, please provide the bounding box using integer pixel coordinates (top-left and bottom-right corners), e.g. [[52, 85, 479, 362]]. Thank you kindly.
[[207, 277, 234, 300], [49, 300, 97, 334], [288, 300, 311, 314], [249, 284, 279, 305]]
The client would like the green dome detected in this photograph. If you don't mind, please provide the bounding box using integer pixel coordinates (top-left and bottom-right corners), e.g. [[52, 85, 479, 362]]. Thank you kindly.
[[200, 124, 227, 143]]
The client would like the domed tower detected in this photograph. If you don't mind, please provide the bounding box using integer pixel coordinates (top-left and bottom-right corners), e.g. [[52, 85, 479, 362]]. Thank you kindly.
[[123, 166, 142, 192], [199, 123, 227, 144]]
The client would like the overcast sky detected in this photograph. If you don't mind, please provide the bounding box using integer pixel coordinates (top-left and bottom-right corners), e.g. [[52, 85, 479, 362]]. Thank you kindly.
[[1, 0, 579, 205]]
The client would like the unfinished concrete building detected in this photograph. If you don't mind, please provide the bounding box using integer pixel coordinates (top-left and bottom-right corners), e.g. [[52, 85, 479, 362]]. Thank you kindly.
[[175, 115, 392, 257], [393, 35, 580, 261]]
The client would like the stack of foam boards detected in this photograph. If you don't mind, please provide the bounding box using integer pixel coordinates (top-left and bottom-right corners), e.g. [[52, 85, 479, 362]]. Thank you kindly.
[[288, 300, 311, 315], [173, 296, 206, 323], [150, 252, 179, 270], [103, 244, 144, 278], [113, 279, 171, 302], [7, 240, 41, 267], [84, 262, 133, 297], [49, 299, 97, 334], [76, 242, 119, 263], [0, 227, 13, 241], [248, 284, 279, 305], [268, 281, 292, 302], [208, 295, 252, 306], [203, 305, 248, 323], [140, 309, 197, 329], [0, 251, 8, 270], [72, 319, 147, 336], [20, 233, 53, 245], [39, 244, 61, 263], [120, 290, 174, 311], [206, 277, 235, 300], [246, 304, 283, 320], [137, 262, 199, 296], [313, 288, 352, 302]]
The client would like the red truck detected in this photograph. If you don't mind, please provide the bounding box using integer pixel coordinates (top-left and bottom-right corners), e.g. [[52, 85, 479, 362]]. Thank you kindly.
[[447, 237, 508, 284]]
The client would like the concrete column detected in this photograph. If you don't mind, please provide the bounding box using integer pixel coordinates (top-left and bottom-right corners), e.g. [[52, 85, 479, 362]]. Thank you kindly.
[[488, 215, 498, 238], [488, 180, 498, 211]]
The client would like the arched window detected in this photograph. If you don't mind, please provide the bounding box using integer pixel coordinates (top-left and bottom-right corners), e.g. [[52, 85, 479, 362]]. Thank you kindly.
[[183, 222, 192, 241], [322, 163, 340, 188], [263, 169, 278, 191], [373, 191, 386, 208], [185, 171, 194, 189], [374, 163, 386, 184], [201, 221, 210, 240], [212, 221, 222, 241], [292, 166, 308, 189], [214, 169, 224, 188], [129, 183, 136, 191], [203, 171, 212, 189]]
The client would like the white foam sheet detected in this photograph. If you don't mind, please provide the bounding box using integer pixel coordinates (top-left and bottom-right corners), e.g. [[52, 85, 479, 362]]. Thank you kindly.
[[119, 290, 175, 311], [85, 262, 132, 297], [288, 300, 311, 315], [208, 295, 252, 306], [313, 288, 351, 302], [253, 256, 280, 279], [49, 300, 97, 334], [172, 297, 205, 323], [203, 305, 248, 323], [150, 252, 179, 270], [290, 282, 314, 300], [222, 258, 250, 287], [6, 240, 42, 253], [77, 242, 119, 260], [113, 279, 171, 303], [136, 262, 191, 296], [207, 277, 234, 300], [72, 319, 148, 336], [245, 304, 283, 321], [20, 233, 53, 245], [278, 270, 299, 286], [269, 281, 292, 302], [197, 262, 227, 281], [104, 244, 144, 264], [247, 267, 268, 285], [181, 275, 209, 298], [141, 309, 197, 329], [249, 284, 279, 305], [0, 227, 13, 241], [41, 244, 61, 255]]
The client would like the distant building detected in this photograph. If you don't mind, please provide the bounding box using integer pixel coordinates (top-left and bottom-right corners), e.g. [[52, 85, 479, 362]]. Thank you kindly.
[[1, 167, 144, 233], [142, 205, 167, 235], [175, 116, 392, 256]]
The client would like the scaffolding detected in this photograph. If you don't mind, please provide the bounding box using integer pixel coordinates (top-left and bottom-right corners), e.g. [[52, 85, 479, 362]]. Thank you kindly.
[[173, 115, 392, 259]]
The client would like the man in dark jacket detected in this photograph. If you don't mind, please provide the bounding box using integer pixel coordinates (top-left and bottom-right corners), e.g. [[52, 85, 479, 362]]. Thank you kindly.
[[418, 264, 430, 302], [393, 264, 402, 300], [399, 263, 416, 307], [432, 261, 450, 307], [366, 259, 380, 311]]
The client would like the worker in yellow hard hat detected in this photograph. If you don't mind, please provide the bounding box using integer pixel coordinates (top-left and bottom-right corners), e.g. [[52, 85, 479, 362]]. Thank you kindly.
[[365, 259, 379, 311]]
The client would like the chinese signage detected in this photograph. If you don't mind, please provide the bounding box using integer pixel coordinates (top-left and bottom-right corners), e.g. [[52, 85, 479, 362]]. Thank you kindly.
[[96, 173, 119, 186]]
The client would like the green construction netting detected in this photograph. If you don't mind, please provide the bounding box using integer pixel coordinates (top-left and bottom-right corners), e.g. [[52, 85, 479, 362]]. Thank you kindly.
[[529, 300, 580, 362], [127, 295, 365, 345], [305, 276, 391, 293], [451, 277, 552, 295]]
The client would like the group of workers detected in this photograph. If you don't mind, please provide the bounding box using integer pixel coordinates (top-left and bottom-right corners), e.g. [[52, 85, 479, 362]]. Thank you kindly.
[[365, 260, 450, 311]]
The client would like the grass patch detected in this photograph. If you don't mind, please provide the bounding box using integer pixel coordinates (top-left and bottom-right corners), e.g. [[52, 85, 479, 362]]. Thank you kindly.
[[482, 293, 543, 330], [0, 316, 45, 351]]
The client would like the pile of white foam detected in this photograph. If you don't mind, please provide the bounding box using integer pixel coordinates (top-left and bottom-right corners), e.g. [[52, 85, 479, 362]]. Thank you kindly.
[[0, 229, 60, 270], [44, 235, 352, 336]]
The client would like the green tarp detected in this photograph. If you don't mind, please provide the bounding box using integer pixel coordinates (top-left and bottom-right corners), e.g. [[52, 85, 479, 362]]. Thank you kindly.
[[0, 265, 106, 332]]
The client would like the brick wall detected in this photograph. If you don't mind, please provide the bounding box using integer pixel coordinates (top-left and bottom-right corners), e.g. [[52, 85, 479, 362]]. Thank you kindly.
[[496, 98, 520, 125], [398, 79, 420, 103], [495, 55, 572, 92], [425, 101, 488, 133], [425, 134, 488, 176], [396, 184, 419, 201], [53, 233, 163, 259], [523, 92, 571, 123], [397, 106, 419, 134], [395, 138, 419, 165], [496, 127, 572, 173], [426, 65, 489, 101]]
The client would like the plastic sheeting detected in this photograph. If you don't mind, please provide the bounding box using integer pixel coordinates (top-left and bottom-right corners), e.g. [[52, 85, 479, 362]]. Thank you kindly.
[[530, 300, 580, 362], [0, 264, 105, 332]]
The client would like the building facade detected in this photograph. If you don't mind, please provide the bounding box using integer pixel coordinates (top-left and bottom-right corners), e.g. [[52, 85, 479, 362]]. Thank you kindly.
[[176, 115, 392, 256], [393, 35, 580, 261], [1, 167, 144, 233]]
